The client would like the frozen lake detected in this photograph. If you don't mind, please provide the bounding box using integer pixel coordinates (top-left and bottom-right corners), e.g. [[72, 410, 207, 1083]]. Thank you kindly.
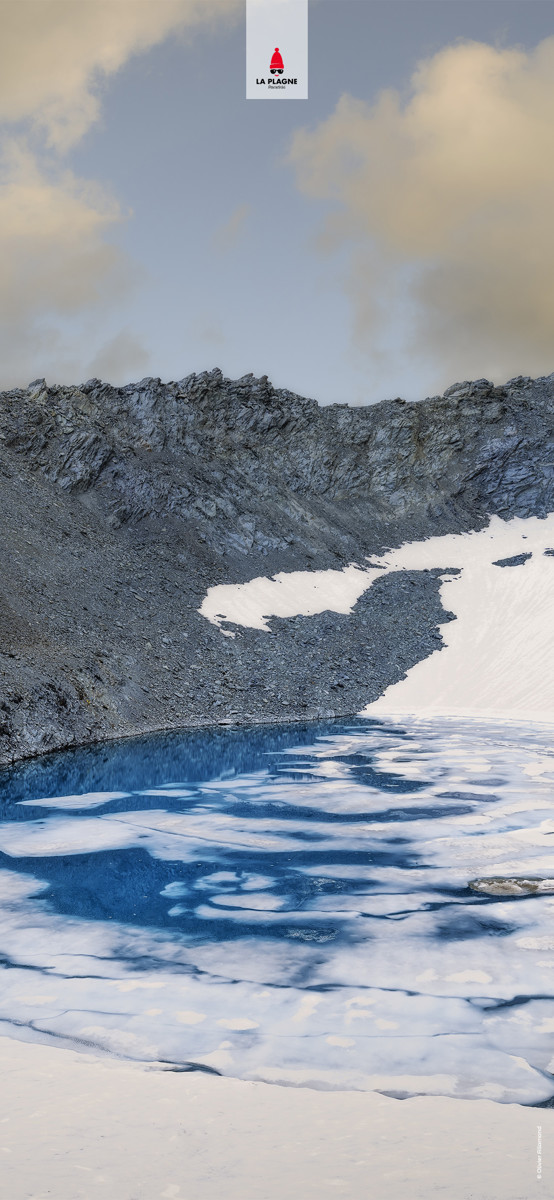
[[1, 716, 554, 1105]]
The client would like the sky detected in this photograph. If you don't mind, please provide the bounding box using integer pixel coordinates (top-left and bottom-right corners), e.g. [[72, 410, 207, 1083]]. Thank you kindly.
[[2, 0, 554, 405]]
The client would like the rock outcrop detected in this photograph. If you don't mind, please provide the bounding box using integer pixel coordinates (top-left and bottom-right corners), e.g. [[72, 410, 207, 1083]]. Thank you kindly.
[[1, 368, 553, 766]]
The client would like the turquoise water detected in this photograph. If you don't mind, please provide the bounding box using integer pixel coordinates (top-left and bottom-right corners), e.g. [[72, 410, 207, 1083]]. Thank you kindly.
[[1, 716, 554, 1104]]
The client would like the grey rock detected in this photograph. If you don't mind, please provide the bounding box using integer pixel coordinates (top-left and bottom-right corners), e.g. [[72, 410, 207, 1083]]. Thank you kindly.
[[492, 552, 532, 567], [469, 877, 554, 896], [1, 366, 554, 766]]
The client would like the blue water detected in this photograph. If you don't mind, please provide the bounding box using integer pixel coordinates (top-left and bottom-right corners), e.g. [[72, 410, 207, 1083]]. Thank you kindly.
[[1, 715, 554, 1104]]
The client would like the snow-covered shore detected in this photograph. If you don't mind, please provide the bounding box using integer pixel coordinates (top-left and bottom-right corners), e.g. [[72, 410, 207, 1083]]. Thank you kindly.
[[1, 1035, 551, 1200]]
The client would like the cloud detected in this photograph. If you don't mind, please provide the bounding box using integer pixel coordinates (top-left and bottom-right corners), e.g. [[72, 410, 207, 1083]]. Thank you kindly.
[[0, 138, 137, 384], [213, 203, 252, 253], [290, 37, 554, 398], [0, 0, 242, 152], [0, 140, 130, 321], [85, 329, 150, 383], [0, 0, 242, 385]]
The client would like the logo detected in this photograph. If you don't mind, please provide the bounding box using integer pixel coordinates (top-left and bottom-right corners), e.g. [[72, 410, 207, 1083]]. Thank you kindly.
[[246, 0, 307, 101], [256, 46, 297, 90]]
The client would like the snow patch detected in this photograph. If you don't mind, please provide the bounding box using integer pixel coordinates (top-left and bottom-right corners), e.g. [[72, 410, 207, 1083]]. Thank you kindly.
[[200, 513, 554, 721]]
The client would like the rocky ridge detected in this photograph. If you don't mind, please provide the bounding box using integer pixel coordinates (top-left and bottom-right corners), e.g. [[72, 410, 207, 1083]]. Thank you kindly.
[[1, 367, 553, 766]]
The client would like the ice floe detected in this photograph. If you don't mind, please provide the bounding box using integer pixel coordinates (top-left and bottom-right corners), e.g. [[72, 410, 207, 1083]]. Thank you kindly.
[[0, 717, 553, 1103]]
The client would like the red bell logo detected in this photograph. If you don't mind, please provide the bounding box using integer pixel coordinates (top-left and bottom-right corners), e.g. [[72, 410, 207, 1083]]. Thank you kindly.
[[270, 47, 284, 75]]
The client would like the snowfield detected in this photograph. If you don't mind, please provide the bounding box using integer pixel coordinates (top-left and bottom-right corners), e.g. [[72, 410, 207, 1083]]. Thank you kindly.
[[200, 512, 554, 720]]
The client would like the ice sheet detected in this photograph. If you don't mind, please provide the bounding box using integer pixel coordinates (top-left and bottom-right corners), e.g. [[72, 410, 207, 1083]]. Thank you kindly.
[[1, 717, 553, 1103]]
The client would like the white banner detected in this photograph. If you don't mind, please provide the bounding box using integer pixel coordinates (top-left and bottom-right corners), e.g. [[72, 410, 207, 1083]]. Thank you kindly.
[[246, 0, 308, 100]]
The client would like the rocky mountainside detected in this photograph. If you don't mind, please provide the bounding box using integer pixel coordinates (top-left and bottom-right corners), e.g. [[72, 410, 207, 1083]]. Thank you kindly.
[[1, 368, 553, 766]]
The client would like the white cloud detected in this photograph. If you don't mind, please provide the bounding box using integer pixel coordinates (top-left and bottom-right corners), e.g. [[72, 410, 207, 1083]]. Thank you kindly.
[[0, 137, 136, 383], [290, 37, 554, 398], [0, 0, 242, 151], [0, 140, 129, 321], [0, 0, 242, 385]]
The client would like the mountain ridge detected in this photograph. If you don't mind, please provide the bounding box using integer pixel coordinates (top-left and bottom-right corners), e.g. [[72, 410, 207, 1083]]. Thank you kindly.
[[1, 367, 553, 767]]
